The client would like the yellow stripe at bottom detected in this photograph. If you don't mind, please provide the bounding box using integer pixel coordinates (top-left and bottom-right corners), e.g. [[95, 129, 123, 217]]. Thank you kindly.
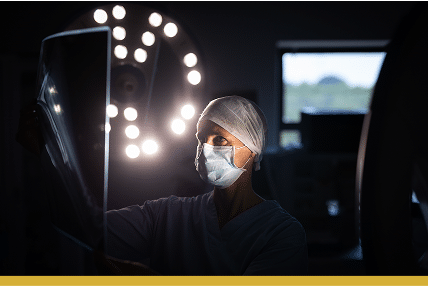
[[1, 277, 428, 286]]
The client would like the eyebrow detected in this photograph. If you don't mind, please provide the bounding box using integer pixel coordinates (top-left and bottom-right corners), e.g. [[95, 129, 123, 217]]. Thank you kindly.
[[195, 129, 227, 138]]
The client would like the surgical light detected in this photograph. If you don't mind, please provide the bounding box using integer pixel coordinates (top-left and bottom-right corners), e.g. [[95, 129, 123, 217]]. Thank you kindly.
[[124, 107, 138, 121], [65, 4, 206, 164], [142, 31, 155, 46], [164, 23, 178, 38], [94, 9, 108, 24], [112, 5, 126, 20], [142, 139, 158, 154], [149, 12, 162, 27], [187, 70, 201, 85], [181, 104, 195, 120], [134, 48, 147, 63], [106, 104, 118, 118], [113, 26, 126, 40], [125, 125, 140, 139], [126, 144, 140, 158], [171, 119, 185, 134], [183, 53, 197, 67], [114, 45, 128, 59]]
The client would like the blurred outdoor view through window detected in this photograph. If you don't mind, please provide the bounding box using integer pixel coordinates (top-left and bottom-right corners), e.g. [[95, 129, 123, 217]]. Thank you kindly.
[[281, 52, 386, 148]]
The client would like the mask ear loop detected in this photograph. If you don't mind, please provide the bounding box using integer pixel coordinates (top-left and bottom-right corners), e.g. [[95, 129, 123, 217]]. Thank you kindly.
[[234, 145, 252, 171], [240, 156, 252, 171], [194, 142, 204, 167]]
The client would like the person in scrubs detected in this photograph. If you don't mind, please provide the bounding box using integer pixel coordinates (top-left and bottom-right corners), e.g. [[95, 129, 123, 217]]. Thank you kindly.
[[105, 95, 308, 275]]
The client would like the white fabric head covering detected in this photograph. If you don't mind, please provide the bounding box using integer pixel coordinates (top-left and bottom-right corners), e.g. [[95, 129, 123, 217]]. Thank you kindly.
[[197, 95, 267, 171]]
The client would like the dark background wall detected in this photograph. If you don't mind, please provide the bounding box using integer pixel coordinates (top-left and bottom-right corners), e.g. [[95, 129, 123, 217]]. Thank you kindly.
[[0, 1, 416, 275]]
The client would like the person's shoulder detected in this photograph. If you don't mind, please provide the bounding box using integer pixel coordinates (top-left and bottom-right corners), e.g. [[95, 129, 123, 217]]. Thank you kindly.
[[263, 200, 306, 236], [147, 191, 213, 208], [262, 200, 292, 218]]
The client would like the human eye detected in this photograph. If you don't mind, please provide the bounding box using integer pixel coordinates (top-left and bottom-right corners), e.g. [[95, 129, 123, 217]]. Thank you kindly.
[[213, 136, 227, 145]]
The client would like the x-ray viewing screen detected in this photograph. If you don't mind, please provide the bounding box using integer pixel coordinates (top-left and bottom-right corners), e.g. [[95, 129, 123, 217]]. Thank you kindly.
[[36, 27, 111, 251]]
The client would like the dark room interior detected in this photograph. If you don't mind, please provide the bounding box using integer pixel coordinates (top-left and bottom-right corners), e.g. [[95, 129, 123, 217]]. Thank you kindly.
[[1, 1, 427, 276]]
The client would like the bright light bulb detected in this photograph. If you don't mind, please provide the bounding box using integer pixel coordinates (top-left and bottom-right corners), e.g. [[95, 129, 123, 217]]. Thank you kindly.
[[149, 12, 162, 27], [113, 26, 126, 40], [106, 104, 118, 118], [183, 53, 197, 67], [105, 122, 111, 133], [125, 125, 140, 139], [164, 23, 178, 37], [94, 9, 108, 24], [187, 70, 201, 85], [181, 104, 195, 120], [126, 144, 140, 158], [171, 119, 185, 134], [124, 107, 138, 121], [142, 139, 158, 155], [112, 5, 126, 20], [142, 32, 155, 46], [134, 48, 147, 63], [114, 45, 127, 59]]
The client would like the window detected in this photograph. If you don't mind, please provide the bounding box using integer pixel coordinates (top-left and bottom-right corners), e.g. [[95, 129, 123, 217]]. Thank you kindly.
[[278, 41, 388, 149]]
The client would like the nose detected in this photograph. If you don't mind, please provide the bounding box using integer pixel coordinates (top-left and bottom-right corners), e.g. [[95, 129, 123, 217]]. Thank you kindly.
[[204, 137, 215, 145], [197, 135, 213, 145]]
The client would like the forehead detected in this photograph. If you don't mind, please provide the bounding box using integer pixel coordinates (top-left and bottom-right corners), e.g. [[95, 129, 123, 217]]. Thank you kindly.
[[196, 120, 245, 145], [197, 120, 229, 135]]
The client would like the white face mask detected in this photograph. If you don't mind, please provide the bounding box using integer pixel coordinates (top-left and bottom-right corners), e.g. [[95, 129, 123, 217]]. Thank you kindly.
[[195, 143, 251, 189]]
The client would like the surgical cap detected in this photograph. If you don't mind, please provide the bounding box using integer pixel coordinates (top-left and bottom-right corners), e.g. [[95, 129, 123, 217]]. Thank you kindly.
[[197, 95, 267, 171]]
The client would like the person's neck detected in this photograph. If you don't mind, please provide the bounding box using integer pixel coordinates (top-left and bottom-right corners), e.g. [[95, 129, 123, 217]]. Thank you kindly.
[[213, 175, 264, 230]]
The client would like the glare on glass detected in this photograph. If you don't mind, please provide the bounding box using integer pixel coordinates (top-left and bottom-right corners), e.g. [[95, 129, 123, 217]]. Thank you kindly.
[[125, 125, 140, 139], [126, 144, 140, 158], [164, 23, 178, 38], [112, 5, 126, 20], [93, 9, 108, 24], [134, 48, 147, 63], [106, 104, 118, 118], [124, 107, 138, 121], [48, 86, 57, 95], [171, 119, 185, 134], [142, 32, 155, 46], [149, 12, 162, 27], [326, 200, 340, 216], [114, 45, 128, 59], [142, 139, 158, 154], [187, 70, 201, 85], [54, 104, 62, 115], [105, 122, 111, 134], [181, 104, 195, 120], [113, 26, 126, 41]]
